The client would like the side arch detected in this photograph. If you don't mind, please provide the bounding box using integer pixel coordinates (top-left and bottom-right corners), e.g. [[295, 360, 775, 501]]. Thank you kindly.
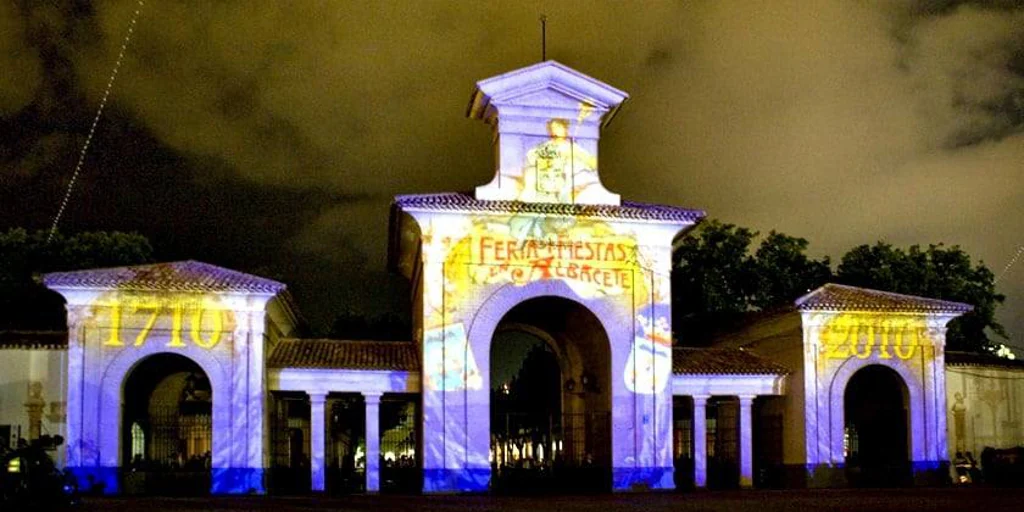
[[97, 345, 230, 471], [827, 357, 924, 465]]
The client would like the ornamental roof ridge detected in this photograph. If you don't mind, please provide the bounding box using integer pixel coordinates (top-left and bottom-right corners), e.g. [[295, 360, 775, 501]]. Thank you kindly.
[[393, 192, 705, 224], [268, 338, 419, 371], [42, 260, 286, 294], [795, 283, 973, 314]]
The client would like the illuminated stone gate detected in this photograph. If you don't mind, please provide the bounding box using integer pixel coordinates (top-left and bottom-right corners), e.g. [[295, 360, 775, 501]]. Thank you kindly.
[[794, 285, 970, 486], [30, 61, 987, 496], [714, 284, 973, 487], [389, 61, 705, 491], [44, 261, 299, 494]]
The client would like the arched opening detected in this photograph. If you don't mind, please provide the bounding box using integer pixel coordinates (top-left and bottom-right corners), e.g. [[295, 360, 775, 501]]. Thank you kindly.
[[121, 353, 212, 495], [489, 296, 612, 493], [843, 364, 910, 487]]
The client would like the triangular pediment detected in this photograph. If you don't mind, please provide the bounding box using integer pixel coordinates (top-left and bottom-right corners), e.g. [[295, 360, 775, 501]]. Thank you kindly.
[[502, 83, 614, 111], [469, 60, 628, 126]]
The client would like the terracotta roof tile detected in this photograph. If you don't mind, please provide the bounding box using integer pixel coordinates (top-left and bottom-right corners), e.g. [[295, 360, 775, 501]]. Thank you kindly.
[[795, 284, 973, 314], [42, 260, 286, 294], [268, 339, 419, 371], [0, 331, 67, 350], [672, 347, 790, 375], [394, 192, 705, 224]]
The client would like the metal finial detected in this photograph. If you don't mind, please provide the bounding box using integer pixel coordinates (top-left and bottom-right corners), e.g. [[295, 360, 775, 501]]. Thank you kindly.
[[540, 15, 547, 61]]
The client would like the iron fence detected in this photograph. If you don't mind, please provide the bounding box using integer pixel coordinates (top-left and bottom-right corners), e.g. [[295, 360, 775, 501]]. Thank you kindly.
[[491, 411, 610, 493], [122, 403, 211, 495]]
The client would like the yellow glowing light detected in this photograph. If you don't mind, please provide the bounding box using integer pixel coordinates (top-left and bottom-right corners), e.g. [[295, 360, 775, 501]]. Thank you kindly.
[[6, 457, 20, 473], [821, 314, 930, 360], [97, 294, 233, 350]]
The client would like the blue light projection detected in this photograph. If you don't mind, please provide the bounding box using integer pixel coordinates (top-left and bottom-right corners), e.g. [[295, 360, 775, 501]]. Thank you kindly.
[[398, 61, 696, 493]]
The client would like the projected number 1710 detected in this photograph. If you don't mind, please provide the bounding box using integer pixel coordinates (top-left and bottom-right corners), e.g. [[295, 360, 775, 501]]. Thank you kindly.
[[102, 299, 227, 349]]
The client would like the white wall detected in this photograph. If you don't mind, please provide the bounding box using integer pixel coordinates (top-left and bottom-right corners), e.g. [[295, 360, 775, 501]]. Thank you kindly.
[[946, 364, 1024, 458], [0, 347, 66, 462]]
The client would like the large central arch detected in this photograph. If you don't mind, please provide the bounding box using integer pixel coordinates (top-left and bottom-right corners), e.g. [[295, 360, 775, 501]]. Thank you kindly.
[[432, 277, 673, 492], [489, 296, 613, 492]]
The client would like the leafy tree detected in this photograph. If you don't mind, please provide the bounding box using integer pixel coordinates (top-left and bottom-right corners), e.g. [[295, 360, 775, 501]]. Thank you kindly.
[[835, 242, 1005, 352], [750, 231, 832, 310], [672, 220, 831, 345], [672, 220, 758, 318], [0, 228, 154, 330]]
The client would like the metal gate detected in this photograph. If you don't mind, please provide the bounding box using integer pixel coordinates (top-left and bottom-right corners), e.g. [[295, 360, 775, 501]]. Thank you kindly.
[[326, 396, 363, 495], [268, 393, 311, 494], [379, 398, 419, 493], [491, 412, 610, 493], [122, 404, 211, 495], [707, 400, 739, 489]]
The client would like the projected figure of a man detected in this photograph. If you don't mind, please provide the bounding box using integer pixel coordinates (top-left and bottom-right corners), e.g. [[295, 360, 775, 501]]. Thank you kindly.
[[520, 118, 597, 204]]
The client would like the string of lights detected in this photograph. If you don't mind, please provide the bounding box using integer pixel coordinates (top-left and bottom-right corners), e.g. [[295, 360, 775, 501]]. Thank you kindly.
[[994, 244, 1024, 284], [47, 1, 146, 243]]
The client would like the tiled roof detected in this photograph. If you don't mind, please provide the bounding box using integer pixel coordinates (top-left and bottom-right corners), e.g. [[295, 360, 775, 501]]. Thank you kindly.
[[393, 192, 705, 224], [0, 331, 67, 350], [795, 284, 973, 314], [268, 339, 419, 371], [672, 347, 790, 375], [946, 351, 1024, 370], [42, 260, 286, 294]]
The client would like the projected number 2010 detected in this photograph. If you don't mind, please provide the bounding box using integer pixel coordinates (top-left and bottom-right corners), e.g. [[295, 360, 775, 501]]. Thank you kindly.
[[103, 300, 226, 349]]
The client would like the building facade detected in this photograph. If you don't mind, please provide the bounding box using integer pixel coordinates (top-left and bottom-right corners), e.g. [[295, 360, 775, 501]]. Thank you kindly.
[[1, 61, 1020, 495]]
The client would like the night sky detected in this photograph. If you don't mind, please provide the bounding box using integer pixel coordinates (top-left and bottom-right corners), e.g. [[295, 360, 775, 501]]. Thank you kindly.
[[2, 1, 1022, 350]]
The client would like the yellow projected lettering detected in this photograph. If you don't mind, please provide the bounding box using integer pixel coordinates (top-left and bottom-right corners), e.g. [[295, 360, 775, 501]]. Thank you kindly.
[[821, 315, 929, 360], [133, 298, 161, 347], [471, 235, 634, 292], [190, 308, 223, 349], [107, 304, 123, 347], [100, 296, 230, 350], [167, 302, 186, 347]]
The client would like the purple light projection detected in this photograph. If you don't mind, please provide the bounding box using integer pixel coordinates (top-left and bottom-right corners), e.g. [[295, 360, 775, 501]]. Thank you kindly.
[[394, 61, 702, 492]]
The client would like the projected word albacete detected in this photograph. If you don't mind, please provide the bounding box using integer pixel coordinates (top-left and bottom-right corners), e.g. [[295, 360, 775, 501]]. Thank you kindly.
[[98, 295, 231, 350], [820, 314, 932, 360]]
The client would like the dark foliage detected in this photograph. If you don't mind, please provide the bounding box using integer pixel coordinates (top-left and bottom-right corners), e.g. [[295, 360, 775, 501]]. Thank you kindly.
[[0, 228, 154, 330], [835, 242, 1005, 352], [672, 220, 831, 346]]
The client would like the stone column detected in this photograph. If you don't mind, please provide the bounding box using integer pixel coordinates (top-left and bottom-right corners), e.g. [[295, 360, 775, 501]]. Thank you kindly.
[[25, 381, 46, 441], [309, 391, 327, 492], [693, 395, 709, 488], [738, 395, 755, 488], [364, 392, 382, 493]]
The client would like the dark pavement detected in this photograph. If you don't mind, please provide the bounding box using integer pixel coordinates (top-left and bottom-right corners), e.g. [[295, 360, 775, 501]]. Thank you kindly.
[[78, 487, 1024, 512]]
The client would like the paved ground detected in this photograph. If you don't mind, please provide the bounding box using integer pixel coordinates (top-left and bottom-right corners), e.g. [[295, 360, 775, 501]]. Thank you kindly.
[[78, 487, 1024, 512]]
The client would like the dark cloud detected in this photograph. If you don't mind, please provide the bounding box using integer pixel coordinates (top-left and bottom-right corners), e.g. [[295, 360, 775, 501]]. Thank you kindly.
[[1, 1, 1022, 345]]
